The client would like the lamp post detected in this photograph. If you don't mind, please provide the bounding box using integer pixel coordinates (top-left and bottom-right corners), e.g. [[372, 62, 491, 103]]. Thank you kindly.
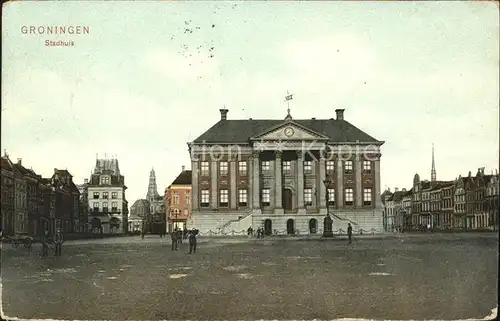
[[322, 176, 334, 237]]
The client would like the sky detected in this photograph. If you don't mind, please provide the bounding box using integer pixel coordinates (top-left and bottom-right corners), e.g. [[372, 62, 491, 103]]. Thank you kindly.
[[2, 1, 499, 204]]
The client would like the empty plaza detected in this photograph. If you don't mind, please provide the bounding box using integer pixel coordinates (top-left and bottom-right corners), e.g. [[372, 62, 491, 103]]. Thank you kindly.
[[1, 233, 498, 320]]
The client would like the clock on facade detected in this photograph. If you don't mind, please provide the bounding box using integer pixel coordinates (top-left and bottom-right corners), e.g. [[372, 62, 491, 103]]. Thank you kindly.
[[284, 127, 294, 137]]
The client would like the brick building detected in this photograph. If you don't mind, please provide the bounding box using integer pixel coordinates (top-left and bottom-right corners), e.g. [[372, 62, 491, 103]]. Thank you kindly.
[[166, 166, 192, 232], [187, 108, 384, 235]]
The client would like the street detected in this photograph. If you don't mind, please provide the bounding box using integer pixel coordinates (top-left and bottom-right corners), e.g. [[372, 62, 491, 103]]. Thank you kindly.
[[1, 233, 498, 320]]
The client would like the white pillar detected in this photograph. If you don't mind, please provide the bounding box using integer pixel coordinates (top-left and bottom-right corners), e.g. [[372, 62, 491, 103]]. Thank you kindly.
[[355, 157, 362, 207], [191, 159, 199, 211], [252, 151, 260, 210], [210, 159, 218, 209], [319, 153, 326, 214], [336, 159, 344, 207], [374, 158, 382, 208], [248, 155, 253, 209], [297, 151, 305, 214], [230, 156, 237, 209], [275, 151, 284, 213]]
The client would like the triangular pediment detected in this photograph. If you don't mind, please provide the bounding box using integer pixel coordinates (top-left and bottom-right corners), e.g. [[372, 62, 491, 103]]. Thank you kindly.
[[251, 121, 328, 141]]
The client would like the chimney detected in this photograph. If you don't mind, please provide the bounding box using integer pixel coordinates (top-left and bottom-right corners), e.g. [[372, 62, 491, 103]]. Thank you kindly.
[[335, 109, 345, 120], [84, 179, 88, 184], [395, 187, 399, 192], [219, 108, 228, 120], [17, 158, 22, 165], [182, 165, 185, 172]]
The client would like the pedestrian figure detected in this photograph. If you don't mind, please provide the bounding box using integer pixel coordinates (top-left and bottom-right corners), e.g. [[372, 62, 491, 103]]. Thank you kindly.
[[41, 229, 49, 257], [171, 228, 178, 251], [177, 229, 183, 246], [141, 231, 145, 239], [347, 223, 353, 244], [54, 228, 63, 256], [188, 228, 198, 254]]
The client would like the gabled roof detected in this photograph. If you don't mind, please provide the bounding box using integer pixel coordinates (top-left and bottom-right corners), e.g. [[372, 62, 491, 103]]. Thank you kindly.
[[171, 170, 192, 186], [192, 118, 381, 144]]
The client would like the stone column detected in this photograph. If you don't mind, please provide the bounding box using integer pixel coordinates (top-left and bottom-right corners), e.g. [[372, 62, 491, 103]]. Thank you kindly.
[[275, 151, 284, 214], [318, 152, 327, 214], [252, 151, 260, 210], [297, 151, 306, 214], [210, 159, 218, 209], [336, 159, 344, 207], [230, 155, 237, 209], [355, 157, 363, 207], [248, 155, 253, 209], [374, 157, 382, 208], [191, 159, 199, 211]]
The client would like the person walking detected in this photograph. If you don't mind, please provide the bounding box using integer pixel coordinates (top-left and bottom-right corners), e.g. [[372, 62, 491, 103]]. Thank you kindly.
[[41, 229, 49, 257], [188, 228, 198, 254], [347, 223, 353, 244], [54, 228, 63, 256], [171, 228, 178, 251]]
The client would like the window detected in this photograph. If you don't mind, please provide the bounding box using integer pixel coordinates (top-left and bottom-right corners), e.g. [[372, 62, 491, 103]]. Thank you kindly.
[[111, 202, 118, 212], [326, 161, 335, 172], [184, 209, 188, 216], [201, 190, 210, 207], [103, 202, 108, 212], [363, 161, 371, 173], [219, 161, 228, 175], [304, 188, 313, 206], [201, 162, 209, 176], [93, 192, 100, 199], [363, 189, 372, 205], [101, 176, 110, 185], [112, 192, 118, 199], [344, 161, 353, 174], [173, 192, 180, 205], [103, 192, 109, 199], [238, 189, 247, 207], [185, 192, 191, 205], [219, 189, 229, 207], [261, 161, 270, 171], [239, 161, 247, 176], [328, 189, 335, 205], [304, 161, 312, 173], [261, 189, 270, 206], [345, 188, 354, 205], [283, 161, 291, 174]]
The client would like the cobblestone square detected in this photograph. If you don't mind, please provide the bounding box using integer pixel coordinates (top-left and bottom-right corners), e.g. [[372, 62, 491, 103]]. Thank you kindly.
[[1, 233, 498, 320]]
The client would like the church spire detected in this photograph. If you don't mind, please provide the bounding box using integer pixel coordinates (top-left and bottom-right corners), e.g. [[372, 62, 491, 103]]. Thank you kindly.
[[431, 143, 436, 182]]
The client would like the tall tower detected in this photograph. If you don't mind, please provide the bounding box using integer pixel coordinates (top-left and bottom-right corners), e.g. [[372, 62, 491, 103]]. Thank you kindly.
[[147, 168, 159, 213], [431, 143, 436, 182]]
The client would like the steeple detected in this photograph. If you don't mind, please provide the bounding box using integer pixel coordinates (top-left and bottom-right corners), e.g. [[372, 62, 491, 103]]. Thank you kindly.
[[431, 143, 436, 182], [146, 167, 159, 201]]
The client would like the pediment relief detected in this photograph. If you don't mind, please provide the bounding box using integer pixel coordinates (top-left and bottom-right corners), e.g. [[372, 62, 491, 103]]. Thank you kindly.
[[252, 122, 328, 141]]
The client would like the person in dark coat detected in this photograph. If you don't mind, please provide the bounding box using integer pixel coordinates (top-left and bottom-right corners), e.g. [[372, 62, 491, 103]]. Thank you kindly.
[[54, 228, 63, 256], [188, 228, 198, 254], [41, 229, 49, 257], [347, 223, 353, 244], [171, 228, 178, 251]]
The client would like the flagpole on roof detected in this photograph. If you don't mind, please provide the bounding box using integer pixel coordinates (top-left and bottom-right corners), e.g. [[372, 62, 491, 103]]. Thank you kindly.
[[285, 90, 293, 120]]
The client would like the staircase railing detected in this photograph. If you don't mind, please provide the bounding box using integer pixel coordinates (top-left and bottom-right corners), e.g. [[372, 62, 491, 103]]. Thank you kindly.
[[221, 210, 253, 230]]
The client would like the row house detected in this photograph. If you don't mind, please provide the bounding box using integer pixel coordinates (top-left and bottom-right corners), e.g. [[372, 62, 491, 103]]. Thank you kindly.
[[166, 166, 192, 232], [401, 189, 412, 230], [484, 175, 499, 230], [87, 158, 129, 234], [1, 153, 79, 237]]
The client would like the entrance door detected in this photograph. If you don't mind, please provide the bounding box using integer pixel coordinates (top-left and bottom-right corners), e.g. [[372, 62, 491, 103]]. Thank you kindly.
[[283, 188, 293, 210], [309, 219, 317, 234], [286, 219, 295, 234], [264, 219, 272, 235]]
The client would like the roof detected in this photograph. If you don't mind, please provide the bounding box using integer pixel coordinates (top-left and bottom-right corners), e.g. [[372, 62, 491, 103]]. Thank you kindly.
[[192, 119, 381, 144], [171, 170, 192, 185]]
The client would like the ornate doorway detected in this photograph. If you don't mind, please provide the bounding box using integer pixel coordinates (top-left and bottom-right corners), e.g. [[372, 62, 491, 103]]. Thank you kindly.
[[282, 188, 293, 210], [264, 219, 272, 236], [286, 219, 295, 234]]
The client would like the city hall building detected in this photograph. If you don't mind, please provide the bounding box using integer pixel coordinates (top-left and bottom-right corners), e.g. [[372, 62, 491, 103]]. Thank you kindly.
[[187, 108, 384, 235]]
